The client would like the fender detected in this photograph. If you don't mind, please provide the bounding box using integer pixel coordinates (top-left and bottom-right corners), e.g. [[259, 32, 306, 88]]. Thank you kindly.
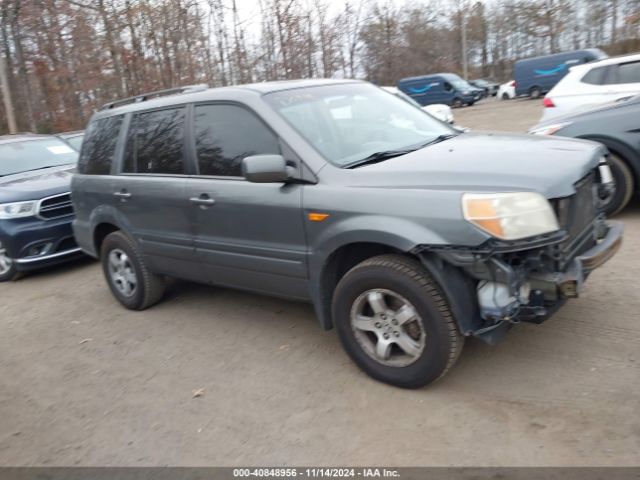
[[81, 204, 136, 256], [307, 214, 451, 329]]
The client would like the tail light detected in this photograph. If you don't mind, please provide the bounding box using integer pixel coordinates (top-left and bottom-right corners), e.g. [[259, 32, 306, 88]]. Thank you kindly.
[[543, 97, 555, 108], [510, 81, 516, 87]]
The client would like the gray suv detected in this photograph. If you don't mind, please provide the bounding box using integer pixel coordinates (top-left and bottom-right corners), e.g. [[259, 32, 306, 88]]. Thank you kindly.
[[71, 79, 622, 388]]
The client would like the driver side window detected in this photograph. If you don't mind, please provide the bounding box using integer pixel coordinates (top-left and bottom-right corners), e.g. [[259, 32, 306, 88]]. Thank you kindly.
[[194, 104, 281, 177]]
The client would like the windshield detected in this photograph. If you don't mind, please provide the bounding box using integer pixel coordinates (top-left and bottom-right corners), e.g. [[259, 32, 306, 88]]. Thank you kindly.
[[0, 138, 77, 176], [64, 134, 84, 151], [264, 83, 454, 167]]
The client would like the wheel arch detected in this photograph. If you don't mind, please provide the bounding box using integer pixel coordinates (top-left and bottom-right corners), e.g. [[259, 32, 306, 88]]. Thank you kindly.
[[86, 205, 134, 257]]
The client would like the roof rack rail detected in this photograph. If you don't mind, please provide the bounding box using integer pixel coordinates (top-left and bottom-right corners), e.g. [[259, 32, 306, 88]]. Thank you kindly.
[[100, 84, 209, 111]]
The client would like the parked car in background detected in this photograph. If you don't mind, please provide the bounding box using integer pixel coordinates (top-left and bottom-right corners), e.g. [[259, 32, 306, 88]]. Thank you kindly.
[[72, 79, 621, 388], [398, 73, 477, 107], [0, 134, 82, 281], [498, 80, 516, 100], [541, 52, 640, 122], [469, 79, 498, 97], [514, 49, 607, 99], [530, 95, 640, 216], [57, 130, 85, 151], [382, 86, 454, 123]]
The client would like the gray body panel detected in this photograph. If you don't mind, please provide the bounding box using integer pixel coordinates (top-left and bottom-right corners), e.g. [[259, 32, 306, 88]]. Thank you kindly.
[[71, 79, 607, 322]]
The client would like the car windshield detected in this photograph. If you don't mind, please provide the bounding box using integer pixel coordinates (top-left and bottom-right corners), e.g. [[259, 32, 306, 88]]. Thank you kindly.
[[0, 138, 78, 176], [264, 83, 455, 167], [64, 134, 84, 151]]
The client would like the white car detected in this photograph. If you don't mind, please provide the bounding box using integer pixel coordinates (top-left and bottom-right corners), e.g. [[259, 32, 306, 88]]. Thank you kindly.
[[540, 52, 640, 122], [497, 80, 516, 100], [381, 86, 454, 124]]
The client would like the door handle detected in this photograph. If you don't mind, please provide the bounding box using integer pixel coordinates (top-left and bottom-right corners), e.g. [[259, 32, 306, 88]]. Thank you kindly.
[[114, 191, 132, 199], [189, 195, 215, 207]]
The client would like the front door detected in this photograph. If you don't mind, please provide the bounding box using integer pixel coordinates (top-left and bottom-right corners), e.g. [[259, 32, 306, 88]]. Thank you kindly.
[[185, 103, 308, 299]]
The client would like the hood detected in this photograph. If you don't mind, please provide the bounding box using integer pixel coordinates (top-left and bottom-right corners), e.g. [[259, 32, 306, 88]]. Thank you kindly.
[[0, 165, 75, 204], [350, 132, 604, 198]]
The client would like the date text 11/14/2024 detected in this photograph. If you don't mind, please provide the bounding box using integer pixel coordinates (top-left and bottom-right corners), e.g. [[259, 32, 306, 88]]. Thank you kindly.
[[233, 468, 400, 478]]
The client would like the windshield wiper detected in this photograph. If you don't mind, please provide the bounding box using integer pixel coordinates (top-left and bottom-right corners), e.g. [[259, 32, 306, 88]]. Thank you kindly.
[[344, 133, 458, 169], [344, 148, 416, 169], [414, 133, 458, 148]]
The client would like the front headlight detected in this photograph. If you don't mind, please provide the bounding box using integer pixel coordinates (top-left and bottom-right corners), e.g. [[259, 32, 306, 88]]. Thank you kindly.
[[529, 121, 572, 135], [462, 192, 559, 240], [0, 200, 37, 219]]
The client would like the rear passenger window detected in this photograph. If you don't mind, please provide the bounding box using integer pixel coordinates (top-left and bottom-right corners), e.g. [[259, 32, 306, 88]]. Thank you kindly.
[[77, 115, 123, 175], [123, 107, 185, 174], [194, 104, 280, 177], [581, 66, 607, 85], [617, 61, 640, 84]]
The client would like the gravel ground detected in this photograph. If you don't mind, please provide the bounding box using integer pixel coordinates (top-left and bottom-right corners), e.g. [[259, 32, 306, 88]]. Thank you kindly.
[[0, 97, 638, 467]]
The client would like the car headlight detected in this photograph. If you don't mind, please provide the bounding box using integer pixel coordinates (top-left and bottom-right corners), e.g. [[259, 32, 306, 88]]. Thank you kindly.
[[529, 121, 572, 135], [0, 200, 37, 219], [462, 192, 559, 240]]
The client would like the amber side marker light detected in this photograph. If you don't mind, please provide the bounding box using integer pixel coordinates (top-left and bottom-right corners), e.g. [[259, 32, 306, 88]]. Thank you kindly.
[[308, 212, 330, 222]]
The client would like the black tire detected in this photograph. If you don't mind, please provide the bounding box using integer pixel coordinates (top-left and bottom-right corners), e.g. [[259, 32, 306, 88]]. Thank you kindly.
[[501, 92, 510, 100], [332, 254, 464, 389], [452, 98, 463, 108], [530, 87, 541, 99], [100, 231, 165, 310], [603, 153, 635, 216], [0, 241, 18, 282]]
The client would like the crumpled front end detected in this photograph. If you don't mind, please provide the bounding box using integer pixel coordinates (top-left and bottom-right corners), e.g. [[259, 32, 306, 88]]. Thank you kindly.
[[415, 168, 623, 343]]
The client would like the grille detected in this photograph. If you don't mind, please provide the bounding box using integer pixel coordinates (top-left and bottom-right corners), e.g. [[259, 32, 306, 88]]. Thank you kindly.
[[567, 172, 596, 239], [551, 171, 598, 268], [37, 193, 74, 220]]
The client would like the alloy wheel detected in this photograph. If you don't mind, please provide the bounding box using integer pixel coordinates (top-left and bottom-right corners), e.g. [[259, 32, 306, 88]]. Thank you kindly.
[[350, 288, 427, 367], [0, 241, 13, 276], [108, 248, 137, 297]]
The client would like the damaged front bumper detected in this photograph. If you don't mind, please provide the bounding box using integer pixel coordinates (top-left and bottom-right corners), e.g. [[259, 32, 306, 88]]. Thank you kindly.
[[416, 219, 623, 344], [531, 220, 623, 300]]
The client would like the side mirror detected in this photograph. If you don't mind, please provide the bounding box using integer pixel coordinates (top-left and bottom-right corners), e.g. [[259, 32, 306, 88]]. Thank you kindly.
[[242, 155, 290, 183]]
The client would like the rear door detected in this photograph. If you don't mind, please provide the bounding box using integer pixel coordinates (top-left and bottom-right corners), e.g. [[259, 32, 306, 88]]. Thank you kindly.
[[605, 60, 640, 99], [184, 103, 309, 299], [114, 106, 202, 281]]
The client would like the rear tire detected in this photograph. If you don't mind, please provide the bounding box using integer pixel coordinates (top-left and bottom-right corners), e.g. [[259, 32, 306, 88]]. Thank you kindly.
[[332, 254, 464, 389], [603, 153, 635, 216], [530, 87, 542, 99], [452, 98, 463, 108], [501, 92, 510, 100], [101, 231, 165, 310]]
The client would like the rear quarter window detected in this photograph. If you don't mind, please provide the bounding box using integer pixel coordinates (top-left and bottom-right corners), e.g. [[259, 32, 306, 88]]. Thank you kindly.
[[77, 116, 123, 175], [581, 66, 607, 85]]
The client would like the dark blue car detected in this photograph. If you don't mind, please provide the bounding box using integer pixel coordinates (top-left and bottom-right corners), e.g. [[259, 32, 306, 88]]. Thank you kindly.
[[0, 134, 82, 281], [514, 48, 607, 99], [398, 73, 479, 107]]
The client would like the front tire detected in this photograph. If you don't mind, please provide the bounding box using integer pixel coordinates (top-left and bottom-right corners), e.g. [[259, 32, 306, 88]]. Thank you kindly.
[[603, 153, 635, 216], [452, 98, 463, 108], [530, 87, 541, 99], [101, 231, 165, 310], [332, 254, 464, 388], [0, 241, 18, 282]]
